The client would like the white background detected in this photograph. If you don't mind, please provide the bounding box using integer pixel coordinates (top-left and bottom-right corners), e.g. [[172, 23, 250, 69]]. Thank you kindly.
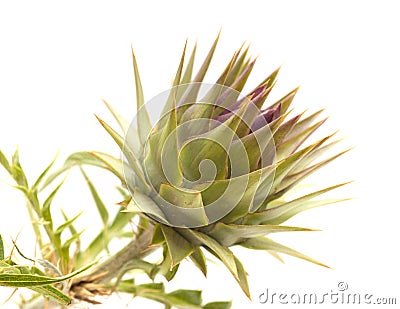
[[0, 1, 399, 308]]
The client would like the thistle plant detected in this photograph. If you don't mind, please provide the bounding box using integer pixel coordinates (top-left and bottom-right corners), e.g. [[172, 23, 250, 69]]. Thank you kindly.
[[0, 36, 349, 308]]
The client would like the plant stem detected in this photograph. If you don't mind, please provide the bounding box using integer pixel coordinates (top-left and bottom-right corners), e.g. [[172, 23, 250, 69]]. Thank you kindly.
[[74, 224, 155, 285]]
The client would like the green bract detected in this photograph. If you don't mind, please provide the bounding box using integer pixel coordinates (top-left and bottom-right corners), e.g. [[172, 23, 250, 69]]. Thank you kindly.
[[95, 36, 350, 297]]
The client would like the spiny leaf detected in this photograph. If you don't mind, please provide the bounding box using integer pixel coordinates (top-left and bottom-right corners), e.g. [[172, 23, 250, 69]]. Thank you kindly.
[[193, 33, 220, 83], [189, 247, 207, 277], [276, 117, 327, 161], [161, 225, 194, 267], [276, 149, 351, 194], [29, 285, 71, 305], [41, 151, 125, 189], [215, 48, 241, 86], [41, 181, 64, 231], [268, 87, 300, 114], [102, 99, 129, 134], [156, 245, 180, 281], [181, 42, 197, 84], [222, 44, 249, 87], [240, 237, 329, 268], [273, 113, 303, 148], [0, 262, 94, 287], [177, 34, 220, 117], [158, 184, 208, 227], [233, 256, 250, 299], [131, 46, 152, 145], [32, 154, 58, 190], [0, 234, 4, 260], [151, 224, 165, 245], [271, 133, 337, 193], [168, 289, 202, 306], [256, 66, 281, 90], [208, 223, 316, 247], [290, 139, 343, 174], [285, 109, 324, 140], [0, 150, 12, 174], [60, 209, 78, 236], [118, 258, 155, 280], [11, 151, 28, 188], [95, 115, 149, 192], [245, 183, 350, 225], [55, 212, 83, 237], [184, 229, 238, 279], [139, 290, 202, 309], [204, 301, 232, 309], [80, 168, 109, 226]]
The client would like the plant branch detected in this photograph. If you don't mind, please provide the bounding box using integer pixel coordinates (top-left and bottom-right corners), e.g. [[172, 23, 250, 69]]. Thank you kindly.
[[73, 224, 156, 285]]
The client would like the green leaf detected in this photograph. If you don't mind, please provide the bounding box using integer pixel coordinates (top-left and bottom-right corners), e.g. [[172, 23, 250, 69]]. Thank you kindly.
[[161, 225, 194, 267], [140, 289, 203, 309], [116, 258, 155, 285], [267, 87, 299, 114], [0, 150, 12, 174], [233, 256, 250, 299], [117, 280, 164, 294], [285, 109, 324, 141], [228, 60, 255, 93], [151, 224, 165, 245], [126, 191, 167, 225], [158, 183, 209, 227], [181, 43, 197, 84], [32, 154, 58, 190], [55, 212, 83, 237], [290, 139, 342, 175], [208, 223, 315, 247], [271, 134, 336, 193], [276, 116, 327, 161], [204, 301, 232, 309], [189, 247, 207, 276], [168, 289, 202, 306], [151, 48, 186, 187], [0, 234, 4, 260], [219, 44, 249, 87], [80, 168, 109, 225], [244, 183, 350, 225], [179, 103, 247, 182], [177, 34, 220, 117], [95, 116, 149, 192], [193, 33, 220, 83], [29, 285, 71, 305], [131, 46, 152, 146], [276, 149, 351, 194], [0, 262, 94, 287], [102, 99, 129, 134], [60, 209, 78, 238], [42, 151, 125, 189], [240, 237, 329, 268], [229, 120, 275, 174], [11, 149, 28, 187], [184, 230, 238, 279], [194, 164, 275, 223], [156, 245, 180, 281], [41, 181, 64, 231], [61, 230, 84, 251], [255, 66, 280, 91], [273, 113, 302, 148]]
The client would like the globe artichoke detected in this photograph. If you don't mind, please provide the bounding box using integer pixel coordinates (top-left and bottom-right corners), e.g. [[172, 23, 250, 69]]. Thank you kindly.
[[96, 35, 349, 297]]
